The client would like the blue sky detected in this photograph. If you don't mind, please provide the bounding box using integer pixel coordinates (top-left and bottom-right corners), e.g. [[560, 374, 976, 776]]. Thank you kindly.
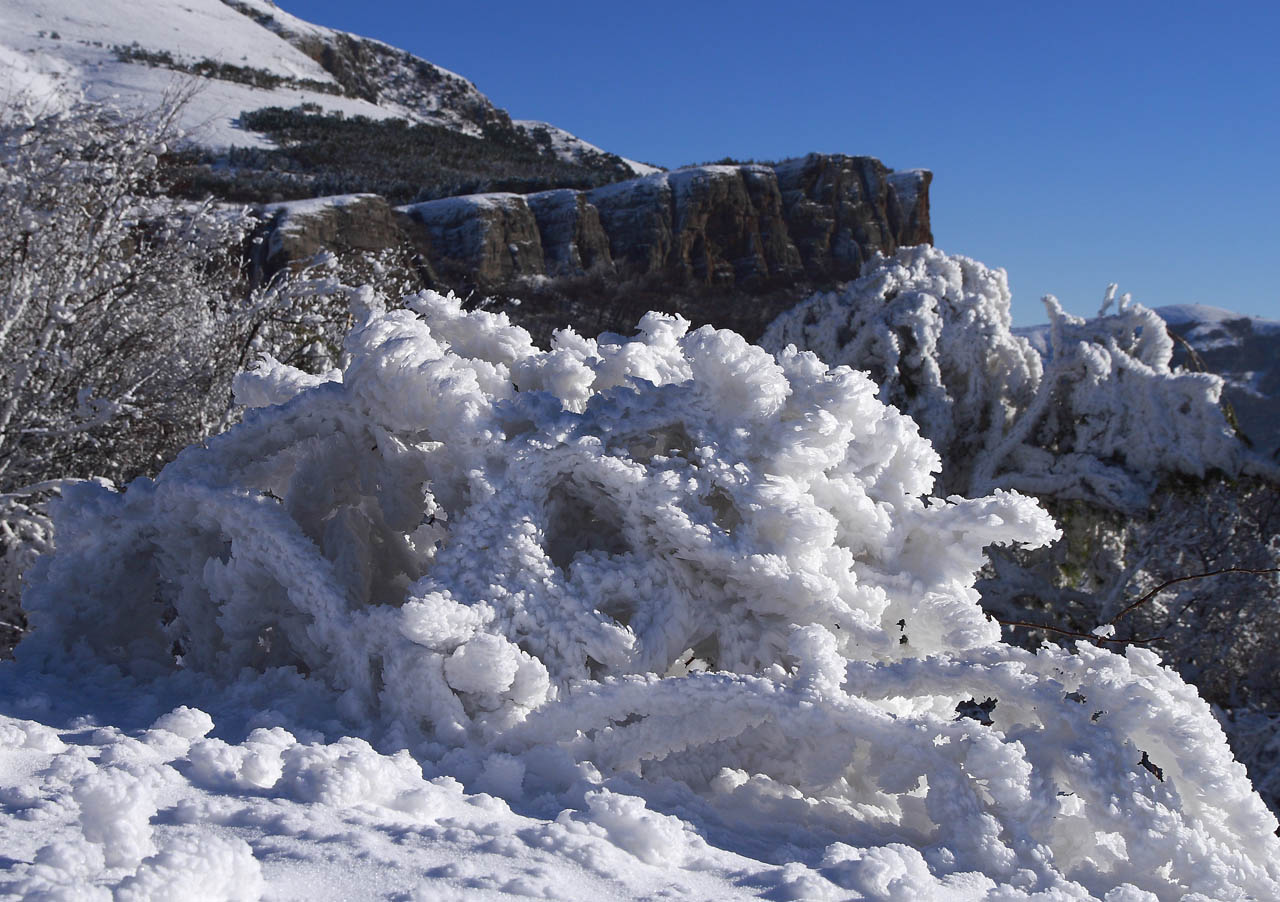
[[281, 1, 1278, 325]]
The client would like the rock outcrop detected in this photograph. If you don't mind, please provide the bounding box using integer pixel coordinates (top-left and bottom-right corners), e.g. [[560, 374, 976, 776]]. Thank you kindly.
[[526, 189, 615, 277], [777, 155, 932, 279], [252, 155, 933, 341]]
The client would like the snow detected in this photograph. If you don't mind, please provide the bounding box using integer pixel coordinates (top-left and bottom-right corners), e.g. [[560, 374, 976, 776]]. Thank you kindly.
[[1152, 303, 1280, 333], [2, 291, 1278, 899], [667, 164, 773, 198], [400, 192, 529, 219], [0, 0, 412, 149], [0, 44, 75, 116], [0, 0, 338, 83], [886, 168, 928, 211], [1020, 303, 1280, 351], [580, 165, 775, 211]]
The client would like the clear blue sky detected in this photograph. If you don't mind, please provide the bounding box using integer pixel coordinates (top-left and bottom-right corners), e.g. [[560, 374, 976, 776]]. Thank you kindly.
[[281, 1, 1278, 326]]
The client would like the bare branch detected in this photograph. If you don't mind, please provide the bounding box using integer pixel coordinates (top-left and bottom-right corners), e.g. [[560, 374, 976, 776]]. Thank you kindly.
[[1109, 567, 1280, 626]]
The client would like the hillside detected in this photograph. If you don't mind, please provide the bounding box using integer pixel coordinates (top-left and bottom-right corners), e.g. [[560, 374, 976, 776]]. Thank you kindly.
[[1, 0, 935, 341], [0, 0, 652, 196]]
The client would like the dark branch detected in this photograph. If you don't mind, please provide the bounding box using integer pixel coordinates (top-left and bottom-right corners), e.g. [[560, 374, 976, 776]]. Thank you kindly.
[[1109, 567, 1280, 626]]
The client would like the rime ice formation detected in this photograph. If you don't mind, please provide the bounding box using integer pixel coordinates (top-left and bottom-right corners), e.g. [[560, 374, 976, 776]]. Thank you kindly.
[[763, 246, 1247, 509], [5, 293, 1279, 899]]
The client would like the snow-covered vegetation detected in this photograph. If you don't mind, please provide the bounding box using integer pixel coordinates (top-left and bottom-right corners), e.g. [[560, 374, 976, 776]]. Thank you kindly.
[[764, 246, 1280, 819], [0, 96, 384, 650], [763, 247, 1254, 510], [2, 98, 1280, 899], [2, 282, 1279, 896]]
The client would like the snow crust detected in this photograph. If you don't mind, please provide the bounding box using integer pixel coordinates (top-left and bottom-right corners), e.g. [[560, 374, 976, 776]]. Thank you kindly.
[[3, 292, 1278, 898]]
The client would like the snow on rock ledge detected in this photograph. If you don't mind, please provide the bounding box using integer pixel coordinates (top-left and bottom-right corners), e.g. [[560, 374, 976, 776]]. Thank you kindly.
[[7, 292, 1280, 899]]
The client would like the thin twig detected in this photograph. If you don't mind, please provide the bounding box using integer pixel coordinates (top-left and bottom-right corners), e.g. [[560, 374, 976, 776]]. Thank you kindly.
[[994, 617, 1158, 646], [1109, 567, 1280, 626]]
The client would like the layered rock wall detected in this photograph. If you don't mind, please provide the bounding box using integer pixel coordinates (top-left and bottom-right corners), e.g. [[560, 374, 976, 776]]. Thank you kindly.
[[251, 154, 933, 339]]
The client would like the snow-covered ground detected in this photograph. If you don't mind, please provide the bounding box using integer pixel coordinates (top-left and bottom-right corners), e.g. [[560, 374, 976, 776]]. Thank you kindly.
[[0, 702, 778, 900], [0, 0, 372, 148], [2, 291, 1278, 900]]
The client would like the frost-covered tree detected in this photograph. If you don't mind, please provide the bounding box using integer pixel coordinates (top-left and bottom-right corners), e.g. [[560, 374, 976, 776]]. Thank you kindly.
[[0, 96, 253, 489], [0, 95, 256, 650], [17, 293, 1280, 898], [0, 96, 405, 655], [762, 245, 1280, 812], [762, 246, 1252, 510]]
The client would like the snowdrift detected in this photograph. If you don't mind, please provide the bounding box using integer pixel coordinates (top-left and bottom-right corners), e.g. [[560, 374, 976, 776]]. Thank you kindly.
[[3, 292, 1278, 900]]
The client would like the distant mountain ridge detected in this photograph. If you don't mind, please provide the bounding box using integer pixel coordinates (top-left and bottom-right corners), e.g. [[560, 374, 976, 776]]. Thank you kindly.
[[1160, 305, 1280, 458]]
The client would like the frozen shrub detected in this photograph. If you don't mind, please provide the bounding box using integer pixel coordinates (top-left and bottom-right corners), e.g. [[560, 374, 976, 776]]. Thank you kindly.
[[0, 98, 407, 656], [0, 95, 253, 647], [762, 245, 1249, 509], [0, 95, 253, 491], [18, 292, 1280, 897], [763, 245, 1280, 815]]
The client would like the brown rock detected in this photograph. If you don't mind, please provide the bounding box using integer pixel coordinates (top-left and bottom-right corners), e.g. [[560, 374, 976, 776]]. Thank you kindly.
[[398, 193, 546, 289], [775, 154, 932, 280], [667, 165, 802, 286], [526, 190, 614, 277], [253, 194, 417, 281]]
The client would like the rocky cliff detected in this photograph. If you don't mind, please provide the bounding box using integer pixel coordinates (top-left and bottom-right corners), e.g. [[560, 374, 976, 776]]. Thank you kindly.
[[256, 155, 932, 341]]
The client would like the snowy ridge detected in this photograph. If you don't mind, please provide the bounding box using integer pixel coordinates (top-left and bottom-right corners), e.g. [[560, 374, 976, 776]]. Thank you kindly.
[[516, 119, 659, 177], [1153, 302, 1280, 332]]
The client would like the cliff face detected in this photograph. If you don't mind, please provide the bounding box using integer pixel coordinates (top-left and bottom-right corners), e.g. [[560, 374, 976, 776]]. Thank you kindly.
[[254, 155, 933, 341]]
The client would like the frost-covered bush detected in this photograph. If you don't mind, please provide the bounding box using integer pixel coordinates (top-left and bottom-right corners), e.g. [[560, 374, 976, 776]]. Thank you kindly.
[[763, 245, 1280, 816], [0, 96, 251, 489], [762, 246, 1248, 510], [18, 292, 1280, 898], [0, 96, 254, 646], [0, 98, 408, 655]]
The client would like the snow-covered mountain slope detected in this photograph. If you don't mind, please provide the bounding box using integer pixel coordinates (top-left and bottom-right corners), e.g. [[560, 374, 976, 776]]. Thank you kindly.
[[0, 0, 654, 174], [515, 119, 661, 176], [1018, 303, 1280, 458]]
